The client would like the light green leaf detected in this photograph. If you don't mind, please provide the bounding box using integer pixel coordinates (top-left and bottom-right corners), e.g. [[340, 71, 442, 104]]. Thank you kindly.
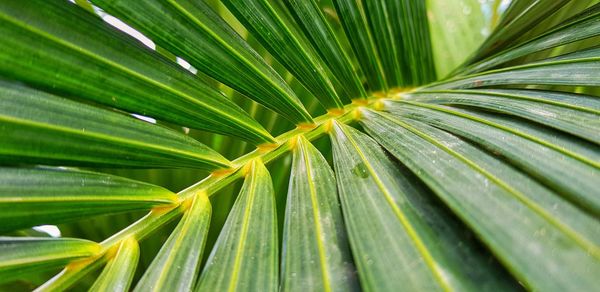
[[405, 89, 600, 143], [88, 0, 312, 125], [285, 0, 366, 99], [384, 101, 600, 214], [0, 167, 177, 233], [329, 122, 517, 291], [461, 3, 600, 74], [0, 237, 100, 284], [470, 0, 571, 61], [196, 160, 277, 291], [428, 53, 600, 89], [364, 0, 404, 87], [454, 107, 600, 162], [281, 136, 357, 292], [90, 238, 139, 292], [332, 0, 387, 92], [0, 82, 230, 169], [36, 205, 186, 291], [134, 193, 211, 292], [367, 0, 436, 86], [221, 0, 343, 109], [360, 109, 600, 291], [0, 0, 273, 144]]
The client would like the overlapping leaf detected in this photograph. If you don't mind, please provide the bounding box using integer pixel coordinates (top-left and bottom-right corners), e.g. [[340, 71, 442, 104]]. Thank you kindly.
[[221, 0, 343, 109], [135, 193, 211, 292], [405, 89, 600, 143], [332, 0, 387, 92], [360, 109, 600, 291], [470, 0, 571, 60], [285, 0, 366, 99], [0, 237, 100, 284], [329, 122, 517, 291], [281, 136, 357, 291], [90, 238, 139, 292], [89, 0, 312, 124], [461, 3, 600, 74], [0, 82, 230, 169], [196, 160, 277, 291], [0, 168, 177, 233], [429, 50, 600, 89], [0, 0, 272, 144], [384, 101, 600, 214]]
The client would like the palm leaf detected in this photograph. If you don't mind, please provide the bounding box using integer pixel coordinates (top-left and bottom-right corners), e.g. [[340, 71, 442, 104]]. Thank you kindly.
[[88, 0, 313, 124], [1, 0, 598, 291], [281, 136, 356, 292], [0, 0, 272, 144], [0, 168, 177, 233], [90, 238, 139, 292], [195, 160, 277, 291], [221, 0, 344, 109]]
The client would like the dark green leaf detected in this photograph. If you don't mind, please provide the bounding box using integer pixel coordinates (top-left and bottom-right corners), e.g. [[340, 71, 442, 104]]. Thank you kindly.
[[367, 0, 436, 86], [0, 0, 273, 144], [0, 82, 230, 169], [285, 0, 367, 99], [89, 0, 313, 124], [0, 167, 176, 233], [429, 53, 600, 89], [332, 0, 387, 92], [360, 109, 600, 291], [384, 101, 600, 215], [405, 89, 600, 143], [134, 193, 211, 292], [470, 0, 571, 60], [462, 3, 600, 74], [221, 0, 344, 109], [281, 136, 357, 292], [196, 160, 277, 291], [329, 122, 517, 291]]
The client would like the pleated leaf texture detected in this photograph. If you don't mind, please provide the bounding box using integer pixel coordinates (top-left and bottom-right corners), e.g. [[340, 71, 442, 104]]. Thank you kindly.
[[0, 0, 598, 291]]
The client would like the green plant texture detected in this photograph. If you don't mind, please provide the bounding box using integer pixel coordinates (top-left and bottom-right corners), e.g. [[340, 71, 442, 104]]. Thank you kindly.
[[1, 0, 599, 291]]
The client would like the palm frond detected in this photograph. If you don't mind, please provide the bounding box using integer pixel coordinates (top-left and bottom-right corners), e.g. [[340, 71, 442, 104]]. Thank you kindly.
[[1, 0, 598, 291]]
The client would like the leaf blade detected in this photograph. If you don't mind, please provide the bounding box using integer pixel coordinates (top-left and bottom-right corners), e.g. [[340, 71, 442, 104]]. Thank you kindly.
[[329, 122, 517, 291], [281, 136, 357, 292], [89, 0, 313, 124], [0, 167, 177, 233], [0, 0, 273, 144], [285, 0, 366, 99], [90, 238, 139, 292], [0, 237, 100, 284], [0, 82, 230, 169], [221, 0, 343, 109], [196, 160, 277, 291], [360, 109, 600, 291], [134, 193, 211, 292], [332, 0, 388, 92]]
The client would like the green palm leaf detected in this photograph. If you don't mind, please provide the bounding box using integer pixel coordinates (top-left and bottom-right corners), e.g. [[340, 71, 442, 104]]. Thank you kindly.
[[1, 0, 599, 291], [221, 0, 344, 109], [134, 193, 211, 292], [0, 82, 230, 169], [0, 0, 272, 144], [196, 160, 277, 291], [0, 237, 100, 284], [0, 167, 177, 233], [88, 0, 313, 124], [281, 136, 356, 292], [90, 238, 139, 292]]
